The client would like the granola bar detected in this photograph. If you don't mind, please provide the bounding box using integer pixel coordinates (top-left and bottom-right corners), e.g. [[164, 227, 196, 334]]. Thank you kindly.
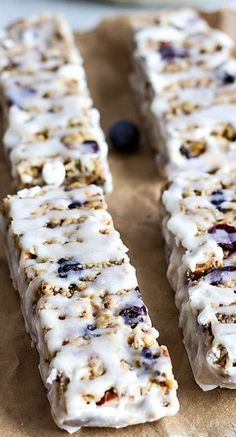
[[0, 15, 112, 191], [162, 170, 236, 390], [131, 9, 236, 175], [2, 184, 179, 432]]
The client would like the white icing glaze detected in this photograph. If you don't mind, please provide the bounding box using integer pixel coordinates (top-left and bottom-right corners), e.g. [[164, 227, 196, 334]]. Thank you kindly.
[[42, 160, 66, 186]]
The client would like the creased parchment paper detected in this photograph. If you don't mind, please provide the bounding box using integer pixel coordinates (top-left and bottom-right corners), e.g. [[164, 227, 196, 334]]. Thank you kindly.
[[0, 9, 236, 437]]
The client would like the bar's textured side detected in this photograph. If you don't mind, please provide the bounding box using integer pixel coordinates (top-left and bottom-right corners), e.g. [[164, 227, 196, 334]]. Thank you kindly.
[[162, 170, 236, 390], [131, 9, 236, 175], [0, 15, 112, 191], [2, 184, 179, 433]]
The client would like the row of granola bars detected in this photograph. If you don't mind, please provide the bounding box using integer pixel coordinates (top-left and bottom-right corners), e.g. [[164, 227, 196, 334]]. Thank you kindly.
[[0, 14, 179, 433], [131, 9, 236, 390]]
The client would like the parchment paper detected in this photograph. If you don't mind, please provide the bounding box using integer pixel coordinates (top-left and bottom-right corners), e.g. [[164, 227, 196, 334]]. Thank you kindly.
[[0, 9, 236, 437]]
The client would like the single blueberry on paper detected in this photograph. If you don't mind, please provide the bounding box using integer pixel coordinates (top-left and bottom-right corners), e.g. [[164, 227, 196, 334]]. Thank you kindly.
[[109, 120, 140, 153]]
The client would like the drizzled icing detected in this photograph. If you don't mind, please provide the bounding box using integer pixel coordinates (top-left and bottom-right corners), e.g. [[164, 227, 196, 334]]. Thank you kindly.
[[0, 14, 112, 192], [162, 170, 236, 389], [3, 184, 179, 432]]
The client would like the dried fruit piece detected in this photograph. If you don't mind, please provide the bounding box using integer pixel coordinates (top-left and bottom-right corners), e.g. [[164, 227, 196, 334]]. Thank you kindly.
[[119, 305, 147, 328], [68, 200, 88, 209], [222, 72, 235, 85], [209, 223, 236, 253], [57, 258, 83, 278], [96, 388, 118, 406], [82, 140, 99, 154], [142, 347, 159, 360], [210, 189, 225, 211], [204, 266, 236, 286]]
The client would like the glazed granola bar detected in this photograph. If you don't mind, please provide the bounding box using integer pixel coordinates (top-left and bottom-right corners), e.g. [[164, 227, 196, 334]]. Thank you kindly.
[[0, 15, 112, 191], [131, 9, 236, 175], [162, 170, 236, 390], [2, 184, 179, 432]]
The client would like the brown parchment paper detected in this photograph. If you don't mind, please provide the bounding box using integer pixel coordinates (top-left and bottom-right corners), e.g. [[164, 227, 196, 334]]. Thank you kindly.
[[0, 9, 236, 437]]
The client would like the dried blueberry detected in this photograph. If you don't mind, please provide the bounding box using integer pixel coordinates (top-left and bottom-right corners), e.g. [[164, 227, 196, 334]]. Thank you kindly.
[[142, 347, 154, 360], [84, 324, 100, 339], [68, 200, 87, 209], [87, 324, 96, 331], [204, 266, 236, 286], [209, 223, 236, 253], [141, 348, 160, 371], [109, 120, 140, 153], [180, 145, 190, 159], [119, 305, 147, 328], [222, 72, 235, 85], [57, 258, 83, 278], [25, 86, 37, 95], [82, 140, 99, 154], [159, 42, 189, 61], [210, 189, 225, 211]]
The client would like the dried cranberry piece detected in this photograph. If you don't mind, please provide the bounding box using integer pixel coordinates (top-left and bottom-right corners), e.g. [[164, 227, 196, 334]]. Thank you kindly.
[[209, 223, 236, 252], [58, 258, 83, 278], [96, 388, 118, 406], [119, 305, 147, 328], [204, 266, 236, 286], [209, 223, 236, 233]]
